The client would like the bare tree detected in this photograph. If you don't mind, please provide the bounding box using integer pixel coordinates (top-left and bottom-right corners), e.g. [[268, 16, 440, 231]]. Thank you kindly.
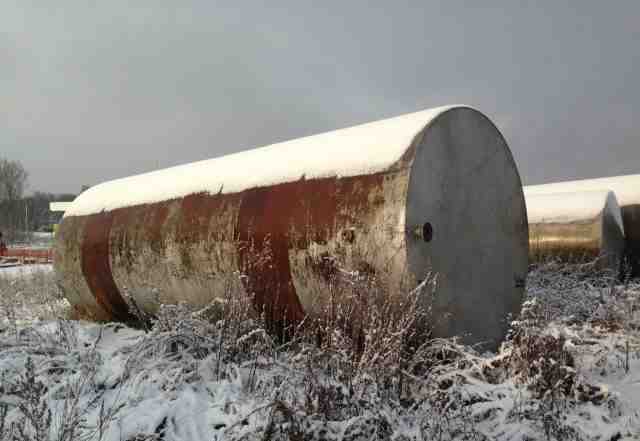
[[0, 158, 28, 242], [0, 157, 28, 201]]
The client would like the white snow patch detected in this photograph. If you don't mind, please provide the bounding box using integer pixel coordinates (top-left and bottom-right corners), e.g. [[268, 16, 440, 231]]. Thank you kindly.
[[0, 264, 53, 279], [65, 105, 465, 217], [31, 232, 54, 239]]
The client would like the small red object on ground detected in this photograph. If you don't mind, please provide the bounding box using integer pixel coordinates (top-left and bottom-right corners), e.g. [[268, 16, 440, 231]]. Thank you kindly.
[[0, 247, 53, 264]]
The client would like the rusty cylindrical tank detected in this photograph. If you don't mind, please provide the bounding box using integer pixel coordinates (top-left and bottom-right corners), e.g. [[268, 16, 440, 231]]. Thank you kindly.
[[525, 190, 625, 271], [55, 105, 529, 348], [525, 175, 640, 276]]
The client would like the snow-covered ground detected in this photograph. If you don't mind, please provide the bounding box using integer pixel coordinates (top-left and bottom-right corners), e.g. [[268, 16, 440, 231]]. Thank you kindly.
[[30, 232, 55, 249], [0, 264, 64, 327], [0, 264, 53, 279], [4, 232, 55, 250], [0, 262, 639, 440]]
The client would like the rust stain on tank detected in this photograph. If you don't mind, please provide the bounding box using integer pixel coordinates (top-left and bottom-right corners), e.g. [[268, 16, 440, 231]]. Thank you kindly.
[[237, 182, 307, 328], [176, 193, 232, 276], [170, 192, 243, 286], [110, 207, 138, 272], [55, 107, 529, 349], [236, 173, 387, 328], [109, 201, 171, 272], [81, 212, 136, 321], [63, 171, 398, 327], [109, 200, 182, 312]]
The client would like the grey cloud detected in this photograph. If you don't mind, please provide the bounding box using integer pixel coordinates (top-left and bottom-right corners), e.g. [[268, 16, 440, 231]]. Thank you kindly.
[[1, 1, 638, 193]]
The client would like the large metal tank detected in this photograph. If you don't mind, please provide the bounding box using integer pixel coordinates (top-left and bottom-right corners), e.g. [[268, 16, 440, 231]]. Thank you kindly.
[[525, 175, 640, 276], [525, 190, 625, 271], [55, 105, 528, 348]]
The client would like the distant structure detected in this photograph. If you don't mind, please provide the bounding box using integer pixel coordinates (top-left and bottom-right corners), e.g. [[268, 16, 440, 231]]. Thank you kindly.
[[524, 190, 625, 272], [49, 202, 72, 213], [49, 202, 73, 237], [525, 174, 640, 276], [54, 105, 528, 349]]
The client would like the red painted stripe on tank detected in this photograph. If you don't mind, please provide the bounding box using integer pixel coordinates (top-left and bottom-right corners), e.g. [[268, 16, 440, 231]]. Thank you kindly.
[[81, 212, 135, 321]]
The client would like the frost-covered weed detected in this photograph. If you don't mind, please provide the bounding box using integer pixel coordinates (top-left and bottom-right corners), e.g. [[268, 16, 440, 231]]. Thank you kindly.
[[501, 260, 640, 440], [0, 320, 123, 441], [0, 260, 639, 440], [0, 267, 69, 324]]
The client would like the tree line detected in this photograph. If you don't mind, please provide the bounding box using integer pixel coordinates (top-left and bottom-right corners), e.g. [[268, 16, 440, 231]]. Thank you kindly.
[[0, 157, 76, 243]]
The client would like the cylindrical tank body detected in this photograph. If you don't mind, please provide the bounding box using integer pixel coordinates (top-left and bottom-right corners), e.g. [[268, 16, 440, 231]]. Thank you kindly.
[[55, 106, 528, 348], [525, 190, 625, 271], [525, 175, 640, 276]]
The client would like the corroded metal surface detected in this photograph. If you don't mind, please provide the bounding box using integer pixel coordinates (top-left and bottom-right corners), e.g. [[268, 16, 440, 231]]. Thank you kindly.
[[57, 172, 406, 325], [55, 106, 528, 348]]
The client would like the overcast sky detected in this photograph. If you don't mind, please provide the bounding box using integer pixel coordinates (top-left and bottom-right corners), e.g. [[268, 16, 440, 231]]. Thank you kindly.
[[2, 1, 638, 194]]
